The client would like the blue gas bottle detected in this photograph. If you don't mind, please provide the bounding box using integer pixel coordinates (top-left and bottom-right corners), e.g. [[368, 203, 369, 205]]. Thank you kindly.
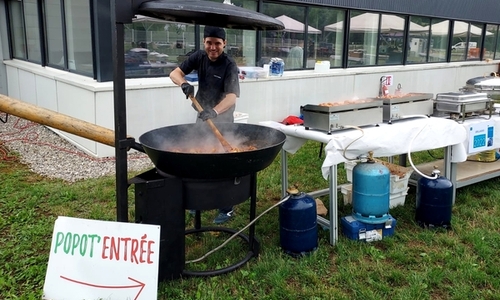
[[416, 169, 453, 229], [351, 158, 390, 224], [279, 187, 318, 257]]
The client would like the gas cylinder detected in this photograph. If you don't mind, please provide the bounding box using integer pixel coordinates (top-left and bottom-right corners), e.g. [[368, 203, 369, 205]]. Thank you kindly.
[[279, 187, 318, 257], [416, 169, 453, 229], [352, 158, 390, 224]]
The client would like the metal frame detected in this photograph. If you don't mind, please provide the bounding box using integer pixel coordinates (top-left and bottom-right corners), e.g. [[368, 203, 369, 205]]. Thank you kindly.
[[110, 0, 284, 222]]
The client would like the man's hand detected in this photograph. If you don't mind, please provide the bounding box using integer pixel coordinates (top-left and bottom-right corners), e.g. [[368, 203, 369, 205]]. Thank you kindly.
[[198, 108, 218, 121], [181, 83, 194, 99]]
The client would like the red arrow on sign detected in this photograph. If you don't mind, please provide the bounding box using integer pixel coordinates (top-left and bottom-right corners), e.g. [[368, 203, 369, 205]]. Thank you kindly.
[[60, 275, 146, 300]]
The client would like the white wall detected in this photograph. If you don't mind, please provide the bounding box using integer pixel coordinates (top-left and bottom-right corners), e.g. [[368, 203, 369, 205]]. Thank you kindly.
[[0, 1, 8, 96], [3, 59, 499, 157]]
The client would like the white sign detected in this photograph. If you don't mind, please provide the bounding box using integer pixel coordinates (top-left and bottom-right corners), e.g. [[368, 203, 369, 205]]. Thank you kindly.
[[43, 216, 160, 300], [468, 120, 495, 154], [384, 74, 394, 86]]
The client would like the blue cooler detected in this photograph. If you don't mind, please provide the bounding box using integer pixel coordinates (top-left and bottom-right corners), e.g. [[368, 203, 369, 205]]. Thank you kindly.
[[341, 214, 396, 242], [185, 72, 198, 82]]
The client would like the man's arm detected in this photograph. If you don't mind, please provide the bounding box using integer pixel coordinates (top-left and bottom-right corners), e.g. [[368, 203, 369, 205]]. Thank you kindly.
[[213, 93, 237, 115], [169, 67, 187, 87]]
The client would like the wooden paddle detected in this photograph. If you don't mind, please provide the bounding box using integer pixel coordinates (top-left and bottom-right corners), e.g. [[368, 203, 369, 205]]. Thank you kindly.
[[189, 95, 235, 153]]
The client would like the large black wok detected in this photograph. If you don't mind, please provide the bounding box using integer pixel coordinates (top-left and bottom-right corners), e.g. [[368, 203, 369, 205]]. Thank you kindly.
[[139, 123, 286, 179]]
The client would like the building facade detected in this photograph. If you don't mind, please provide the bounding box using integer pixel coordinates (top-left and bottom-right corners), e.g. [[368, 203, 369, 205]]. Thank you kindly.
[[1, 0, 499, 156]]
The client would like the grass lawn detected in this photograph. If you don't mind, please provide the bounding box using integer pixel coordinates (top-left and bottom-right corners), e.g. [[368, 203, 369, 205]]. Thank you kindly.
[[1, 141, 499, 299]]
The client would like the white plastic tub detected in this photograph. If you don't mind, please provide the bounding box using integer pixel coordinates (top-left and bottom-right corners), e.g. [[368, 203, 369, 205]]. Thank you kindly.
[[344, 160, 413, 194], [234, 111, 249, 123]]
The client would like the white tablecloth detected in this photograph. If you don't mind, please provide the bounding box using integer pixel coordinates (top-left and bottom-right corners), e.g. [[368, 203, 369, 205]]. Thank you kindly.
[[261, 117, 468, 179]]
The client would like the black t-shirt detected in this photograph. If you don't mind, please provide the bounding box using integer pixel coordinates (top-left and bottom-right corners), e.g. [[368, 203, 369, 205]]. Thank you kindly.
[[179, 50, 240, 122]]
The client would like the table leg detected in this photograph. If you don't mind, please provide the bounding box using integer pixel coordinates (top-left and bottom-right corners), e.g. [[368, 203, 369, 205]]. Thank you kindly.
[[281, 149, 288, 198], [281, 148, 338, 245], [444, 146, 457, 204], [328, 165, 338, 245]]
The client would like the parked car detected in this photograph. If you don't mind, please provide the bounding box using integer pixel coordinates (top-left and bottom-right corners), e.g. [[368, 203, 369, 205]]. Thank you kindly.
[[452, 42, 477, 50]]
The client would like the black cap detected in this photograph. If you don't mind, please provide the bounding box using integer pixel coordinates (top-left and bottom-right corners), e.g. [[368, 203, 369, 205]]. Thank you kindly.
[[204, 26, 226, 41]]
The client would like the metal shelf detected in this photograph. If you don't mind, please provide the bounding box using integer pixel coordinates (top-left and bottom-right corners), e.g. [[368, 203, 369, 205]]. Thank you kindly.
[[412, 159, 500, 188]]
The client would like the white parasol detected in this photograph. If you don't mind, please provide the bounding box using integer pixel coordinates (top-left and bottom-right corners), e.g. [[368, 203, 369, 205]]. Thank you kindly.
[[275, 15, 321, 34], [324, 13, 427, 34]]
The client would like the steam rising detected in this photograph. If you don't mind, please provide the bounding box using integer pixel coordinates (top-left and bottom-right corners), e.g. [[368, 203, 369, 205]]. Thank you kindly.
[[142, 123, 282, 154]]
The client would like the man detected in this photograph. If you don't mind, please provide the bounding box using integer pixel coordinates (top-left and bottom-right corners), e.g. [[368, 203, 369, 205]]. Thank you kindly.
[[169, 26, 240, 224], [286, 40, 304, 69]]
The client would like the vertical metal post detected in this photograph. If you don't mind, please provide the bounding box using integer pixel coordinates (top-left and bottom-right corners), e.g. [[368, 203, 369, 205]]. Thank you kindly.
[[328, 164, 338, 245], [280, 149, 288, 198], [110, 0, 129, 222]]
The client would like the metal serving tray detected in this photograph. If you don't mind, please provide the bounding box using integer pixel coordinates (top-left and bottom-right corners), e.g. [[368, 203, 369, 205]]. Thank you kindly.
[[301, 99, 382, 113], [378, 93, 434, 122], [301, 99, 383, 133]]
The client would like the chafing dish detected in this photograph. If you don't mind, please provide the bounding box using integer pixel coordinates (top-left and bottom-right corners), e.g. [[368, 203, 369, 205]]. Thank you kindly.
[[463, 74, 500, 100], [434, 91, 493, 123]]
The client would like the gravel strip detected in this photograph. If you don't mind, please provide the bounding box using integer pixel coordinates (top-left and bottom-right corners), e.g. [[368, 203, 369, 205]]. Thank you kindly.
[[0, 114, 154, 182]]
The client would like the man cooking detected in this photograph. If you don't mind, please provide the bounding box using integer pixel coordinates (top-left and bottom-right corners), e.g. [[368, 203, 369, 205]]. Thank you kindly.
[[169, 26, 240, 224]]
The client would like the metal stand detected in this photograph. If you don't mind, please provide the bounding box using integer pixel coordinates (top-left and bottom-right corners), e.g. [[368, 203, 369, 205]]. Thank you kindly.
[[183, 172, 259, 277], [131, 170, 259, 281]]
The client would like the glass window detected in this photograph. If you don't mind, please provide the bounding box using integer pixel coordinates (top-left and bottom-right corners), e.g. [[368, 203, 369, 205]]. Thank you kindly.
[[406, 17, 430, 64], [8, 0, 26, 59], [24, 0, 42, 62], [261, 3, 306, 70], [64, 0, 93, 75], [494, 26, 500, 60], [309, 6, 345, 68], [378, 13, 406, 66], [124, 17, 195, 77], [347, 11, 378, 67], [484, 25, 498, 60], [451, 21, 471, 61], [224, 0, 257, 67], [44, 0, 65, 67], [466, 22, 484, 61], [429, 19, 449, 62]]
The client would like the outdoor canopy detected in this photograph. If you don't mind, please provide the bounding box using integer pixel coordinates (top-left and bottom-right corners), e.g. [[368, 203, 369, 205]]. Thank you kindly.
[[424, 20, 492, 37], [275, 15, 321, 34], [324, 13, 427, 34]]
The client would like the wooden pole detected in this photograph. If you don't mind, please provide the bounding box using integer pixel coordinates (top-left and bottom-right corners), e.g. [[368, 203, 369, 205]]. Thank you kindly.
[[0, 94, 116, 147]]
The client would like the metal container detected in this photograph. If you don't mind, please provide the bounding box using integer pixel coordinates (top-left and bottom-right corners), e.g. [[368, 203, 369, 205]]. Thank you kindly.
[[380, 93, 434, 123], [352, 159, 390, 224], [301, 99, 383, 133], [434, 91, 493, 122], [279, 189, 318, 257], [416, 169, 453, 229], [463, 75, 500, 100]]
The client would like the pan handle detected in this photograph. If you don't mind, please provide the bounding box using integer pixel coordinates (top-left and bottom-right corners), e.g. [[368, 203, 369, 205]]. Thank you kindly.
[[188, 95, 235, 153], [129, 139, 145, 153]]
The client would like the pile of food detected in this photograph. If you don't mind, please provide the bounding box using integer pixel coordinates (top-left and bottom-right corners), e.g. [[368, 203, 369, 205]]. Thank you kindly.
[[318, 99, 376, 106], [375, 92, 427, 99]]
